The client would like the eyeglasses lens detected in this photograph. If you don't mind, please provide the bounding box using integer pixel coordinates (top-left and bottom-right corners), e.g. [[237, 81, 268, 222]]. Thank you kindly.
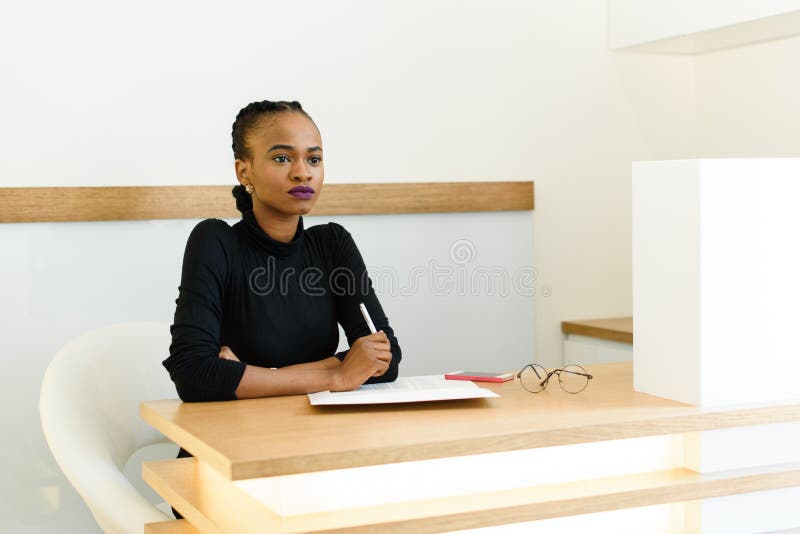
[[519, 364, 549, 393], [558, 365, 589, 393]]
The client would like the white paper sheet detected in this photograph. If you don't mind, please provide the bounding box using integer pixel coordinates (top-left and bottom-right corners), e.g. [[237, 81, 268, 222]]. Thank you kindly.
[[307, 375, 499, 405]]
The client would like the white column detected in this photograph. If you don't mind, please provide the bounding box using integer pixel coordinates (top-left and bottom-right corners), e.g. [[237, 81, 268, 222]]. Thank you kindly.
[[633, 158, 800, 533], [633, 158, 800, 407]]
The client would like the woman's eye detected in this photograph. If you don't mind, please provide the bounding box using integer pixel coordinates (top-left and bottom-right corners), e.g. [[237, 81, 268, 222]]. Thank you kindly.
[[273, 155, 290, 163], [308, 156, 322, 165]]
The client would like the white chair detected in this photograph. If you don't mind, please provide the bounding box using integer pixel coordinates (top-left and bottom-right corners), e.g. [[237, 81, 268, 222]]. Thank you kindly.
[[40, 322, 179, 533]]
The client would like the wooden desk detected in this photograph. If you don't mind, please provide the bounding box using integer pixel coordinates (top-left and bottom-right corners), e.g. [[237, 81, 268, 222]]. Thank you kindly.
[[141, 363, 800, 533]]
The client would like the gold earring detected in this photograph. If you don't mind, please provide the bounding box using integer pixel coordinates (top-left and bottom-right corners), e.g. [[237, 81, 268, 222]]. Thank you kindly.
[[245, 184, 254, 194]]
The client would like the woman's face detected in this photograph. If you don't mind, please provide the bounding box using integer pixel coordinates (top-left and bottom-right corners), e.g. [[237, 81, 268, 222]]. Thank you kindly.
[[236, 111, 324, 217]]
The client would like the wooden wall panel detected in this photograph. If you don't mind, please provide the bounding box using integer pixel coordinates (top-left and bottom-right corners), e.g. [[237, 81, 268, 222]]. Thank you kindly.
[[0, 181, 534, 222]]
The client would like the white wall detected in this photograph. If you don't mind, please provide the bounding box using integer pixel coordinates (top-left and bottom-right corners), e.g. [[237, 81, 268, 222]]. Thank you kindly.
[[695, 34, 800, 157], [0, 1, 697, 532], [609, 0, 800, 161]]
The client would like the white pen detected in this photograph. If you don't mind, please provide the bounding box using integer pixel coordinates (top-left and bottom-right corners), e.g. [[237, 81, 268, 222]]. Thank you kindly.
[[359, 302, 378, 334]]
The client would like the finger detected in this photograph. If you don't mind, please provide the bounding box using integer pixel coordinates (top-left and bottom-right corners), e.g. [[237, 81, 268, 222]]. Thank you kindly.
[[372, 359, 389, 376], [375, 350, 392, 363], [367, 340, 391, 351]]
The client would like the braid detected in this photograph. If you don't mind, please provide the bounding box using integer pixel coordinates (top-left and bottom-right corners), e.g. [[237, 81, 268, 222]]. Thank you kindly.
[[231, 100, 312, 160]]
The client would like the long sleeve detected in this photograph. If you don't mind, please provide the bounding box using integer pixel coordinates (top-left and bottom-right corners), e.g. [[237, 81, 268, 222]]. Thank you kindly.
[[329, 223, 402, 383], [162, 219, 246, 402]]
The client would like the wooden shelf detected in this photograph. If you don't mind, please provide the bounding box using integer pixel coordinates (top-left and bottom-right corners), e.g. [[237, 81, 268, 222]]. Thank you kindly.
[[561, 317, 633, 344], [144, 457, 800, 534], [144, 519, 199, 534], [141, 363, 800, 481]]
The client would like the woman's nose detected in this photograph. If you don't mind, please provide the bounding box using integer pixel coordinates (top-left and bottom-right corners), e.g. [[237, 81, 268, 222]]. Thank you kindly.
[[291, 159, 311, 181]]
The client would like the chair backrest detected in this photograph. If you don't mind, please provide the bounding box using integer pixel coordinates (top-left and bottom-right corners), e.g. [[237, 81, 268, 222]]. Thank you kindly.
[[40, 322, 177, 533]]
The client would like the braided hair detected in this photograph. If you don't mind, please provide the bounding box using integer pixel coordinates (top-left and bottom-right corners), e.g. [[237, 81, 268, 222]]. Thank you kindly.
[[230, 100, 316, 213], [231, 100, 314, 161]]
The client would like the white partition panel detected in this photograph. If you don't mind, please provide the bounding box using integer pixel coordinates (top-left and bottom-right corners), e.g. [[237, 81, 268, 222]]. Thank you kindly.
[[0, 211, 533, 532]]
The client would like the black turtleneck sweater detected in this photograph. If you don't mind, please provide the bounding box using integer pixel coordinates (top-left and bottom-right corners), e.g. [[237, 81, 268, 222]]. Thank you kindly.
[[162, 197, 402, 402]]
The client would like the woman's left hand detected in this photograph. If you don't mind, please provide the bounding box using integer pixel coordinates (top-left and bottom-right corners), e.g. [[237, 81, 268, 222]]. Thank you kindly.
[[219, 345, 241, 362]]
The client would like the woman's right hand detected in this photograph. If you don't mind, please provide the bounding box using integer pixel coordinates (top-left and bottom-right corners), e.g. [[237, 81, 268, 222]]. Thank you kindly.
[[331, 331, 392, 391]]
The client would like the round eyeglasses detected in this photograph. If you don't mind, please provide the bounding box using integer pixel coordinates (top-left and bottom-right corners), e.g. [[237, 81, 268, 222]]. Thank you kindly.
[[517, 364, 593, 394]]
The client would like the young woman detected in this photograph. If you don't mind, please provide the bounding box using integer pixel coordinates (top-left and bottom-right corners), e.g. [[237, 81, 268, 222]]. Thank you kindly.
[[162, 100, 402, 402]]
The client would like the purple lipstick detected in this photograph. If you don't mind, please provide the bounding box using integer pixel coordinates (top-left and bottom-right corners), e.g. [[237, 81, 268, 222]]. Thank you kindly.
[[289, 185, 314, 200]]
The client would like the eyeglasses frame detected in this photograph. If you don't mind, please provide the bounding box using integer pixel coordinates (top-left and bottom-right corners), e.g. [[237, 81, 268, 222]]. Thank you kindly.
[[516, 363, 594, 394]]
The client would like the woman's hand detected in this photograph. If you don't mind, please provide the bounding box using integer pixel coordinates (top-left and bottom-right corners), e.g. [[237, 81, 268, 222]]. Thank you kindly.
[[331, 331, 392, 391], [218, 345, 241, 362]]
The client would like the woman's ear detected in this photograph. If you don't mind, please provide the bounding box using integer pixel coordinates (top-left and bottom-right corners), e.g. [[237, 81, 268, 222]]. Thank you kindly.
[[235, 158, 250, 186]]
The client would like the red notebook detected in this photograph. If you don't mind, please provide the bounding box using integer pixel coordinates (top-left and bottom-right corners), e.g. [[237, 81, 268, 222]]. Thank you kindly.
[[444, 371, 514, 383]]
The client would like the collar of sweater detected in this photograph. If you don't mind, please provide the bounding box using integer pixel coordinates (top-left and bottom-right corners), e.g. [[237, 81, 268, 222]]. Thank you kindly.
[[241, 210, 305, 258]]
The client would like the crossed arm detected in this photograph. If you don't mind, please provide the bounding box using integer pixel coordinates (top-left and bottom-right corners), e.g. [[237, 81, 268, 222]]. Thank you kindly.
[[219, 332, 391, 399]]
